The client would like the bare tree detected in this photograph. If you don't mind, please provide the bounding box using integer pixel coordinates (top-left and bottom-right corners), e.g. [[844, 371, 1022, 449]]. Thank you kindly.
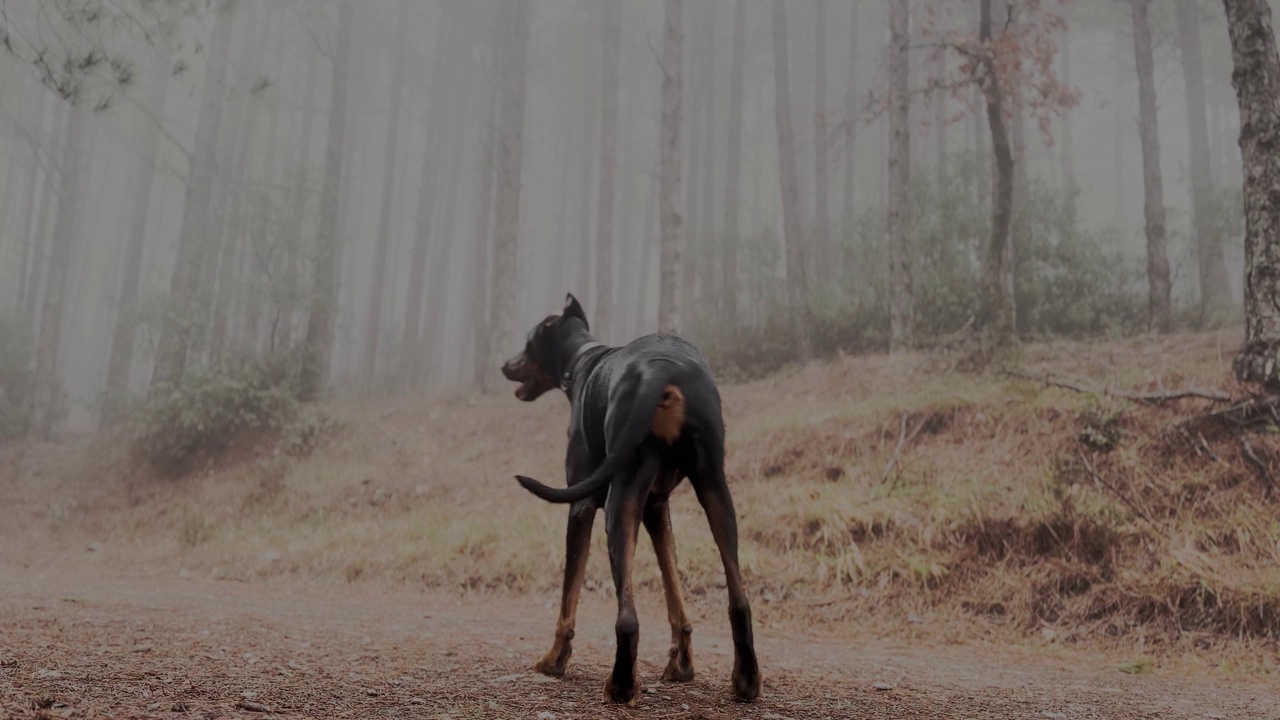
[[486, 0, 531, 378], [24, 99, 67, 337], [1059, 27, 1074, 191], [887, 0, 913, 353], [151, 4, 235, 386], [594, 0, 623, 343], [31, 102, 88, 438], [841, 3, 858, 248], [658, 0, 685, 335], [813, 0, 831, 290], [1176, 0, 1233, 311], [1130, 0, 1173, 334], [980, 0, 1015, 343], [722, 0, 746, 328], [12, 86, 46, 319], [401, 8, 452, 389], [104, 48, 172, 418], [472, 10, 501, 389], [361, 0, 410, 383], [299, 0, 354, 401], [1221, 0, 1280, 387]]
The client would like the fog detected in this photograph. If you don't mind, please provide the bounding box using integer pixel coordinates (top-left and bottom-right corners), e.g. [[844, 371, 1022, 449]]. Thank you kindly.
[[0, 1, 1252, 435]]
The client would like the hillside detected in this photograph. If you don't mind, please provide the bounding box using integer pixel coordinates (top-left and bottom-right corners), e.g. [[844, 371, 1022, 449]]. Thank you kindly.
[[2, 328, 1278, 672]]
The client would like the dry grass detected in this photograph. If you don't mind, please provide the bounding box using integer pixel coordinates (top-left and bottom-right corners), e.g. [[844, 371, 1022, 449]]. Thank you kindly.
[[3, 328, 1278, 668]]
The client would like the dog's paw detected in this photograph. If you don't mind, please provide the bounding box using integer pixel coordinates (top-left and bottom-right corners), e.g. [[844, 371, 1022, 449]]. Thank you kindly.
[[604, 673, 639, 706], [661, 644, 694, 683], [731, 665, 761, 702]]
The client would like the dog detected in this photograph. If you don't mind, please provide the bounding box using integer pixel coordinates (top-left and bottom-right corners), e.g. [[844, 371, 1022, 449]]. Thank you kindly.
[[500, 294, 761, 706]]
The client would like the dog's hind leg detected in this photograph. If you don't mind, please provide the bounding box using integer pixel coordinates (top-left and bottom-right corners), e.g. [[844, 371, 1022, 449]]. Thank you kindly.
[[690, 444, 762, 702], [643, 487, 695, 683], [602, 452, 658, 706]]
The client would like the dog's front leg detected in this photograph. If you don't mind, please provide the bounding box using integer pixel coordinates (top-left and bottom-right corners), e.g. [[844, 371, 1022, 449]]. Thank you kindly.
[[534, 442, 595, 677]]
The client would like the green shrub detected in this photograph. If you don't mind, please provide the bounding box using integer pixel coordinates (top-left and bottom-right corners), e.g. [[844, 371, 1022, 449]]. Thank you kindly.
[[702, 152, 1152, 379], [0, 315, 32, 440], [126, 354, 314, 476]]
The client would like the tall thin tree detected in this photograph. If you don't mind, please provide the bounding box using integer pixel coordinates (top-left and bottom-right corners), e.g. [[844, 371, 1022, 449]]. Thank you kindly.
[[722, 0, 746, 328], [658, 0, 685, 335], [1177, 0, 1233, 311], [594, 0, 623, 343], [299, 0, 355, 401], [980, 0, 1015, 343], [1221, 0, 1280, 386], [486, 0, 531, 379], [361, 0, 411, 384], [1131, 0, 1173, 334], [104, 48, 172, 418], [887, 0, 913, 352], [813, 0, 831, 291], [151, 4, 235, 385]]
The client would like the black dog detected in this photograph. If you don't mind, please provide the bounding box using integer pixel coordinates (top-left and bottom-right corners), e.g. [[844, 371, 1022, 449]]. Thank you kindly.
[[501, 294, 761, 706]]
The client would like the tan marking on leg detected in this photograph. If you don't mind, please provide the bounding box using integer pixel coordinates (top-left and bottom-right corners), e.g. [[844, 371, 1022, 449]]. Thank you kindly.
[[650, 385, 685, 444], [647, 501, 694, 682]]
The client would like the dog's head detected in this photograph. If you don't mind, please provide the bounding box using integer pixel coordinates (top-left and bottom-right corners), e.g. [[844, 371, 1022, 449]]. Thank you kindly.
[[501, 293, 590, 402]]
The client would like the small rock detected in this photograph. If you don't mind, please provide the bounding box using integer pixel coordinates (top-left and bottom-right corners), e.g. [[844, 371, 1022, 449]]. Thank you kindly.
[[410, 698, 427, 705], [907, 613, 923, 624], [171, 701, 191, 712], [35, 669, 62, 679], [147, 702, 164, 712], [236, 701, 270, 713], [365, 689, 379, 697], [537, 713, 557, 720], [486, 701, 499, 710], [873, 681, 894, 691], [682, 703, 690, 710]]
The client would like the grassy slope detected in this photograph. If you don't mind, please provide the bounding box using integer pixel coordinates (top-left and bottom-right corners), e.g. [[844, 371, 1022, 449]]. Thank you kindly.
[[2, 328, 1277, 670]]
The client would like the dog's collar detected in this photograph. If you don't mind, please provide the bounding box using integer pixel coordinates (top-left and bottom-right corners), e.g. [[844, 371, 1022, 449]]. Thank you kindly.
[[561, 341, 603, 393]]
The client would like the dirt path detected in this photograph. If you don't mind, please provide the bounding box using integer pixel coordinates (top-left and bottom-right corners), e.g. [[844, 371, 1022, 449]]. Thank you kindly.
[[0, 559, 1274, 720]]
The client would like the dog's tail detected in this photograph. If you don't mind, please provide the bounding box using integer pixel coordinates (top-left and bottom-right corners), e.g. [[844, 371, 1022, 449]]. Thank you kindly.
[[514, 367, 679, 504]]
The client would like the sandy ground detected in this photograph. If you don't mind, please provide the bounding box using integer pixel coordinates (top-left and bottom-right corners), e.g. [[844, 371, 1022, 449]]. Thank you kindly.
[[1, 558, 1275, 720]]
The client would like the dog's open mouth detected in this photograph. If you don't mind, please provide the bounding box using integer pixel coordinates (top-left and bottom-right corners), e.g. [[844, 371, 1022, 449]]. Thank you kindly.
[[514, 378, 539, 400]]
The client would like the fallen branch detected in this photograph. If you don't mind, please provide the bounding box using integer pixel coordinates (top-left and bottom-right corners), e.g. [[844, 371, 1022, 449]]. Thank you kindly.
[[1177, 394, 1280, 433], [1077, 449, 1157, 527], [1237, 434, 1278, 500], [1007, 369, 1231, 405], [882, 413, 927, 483]]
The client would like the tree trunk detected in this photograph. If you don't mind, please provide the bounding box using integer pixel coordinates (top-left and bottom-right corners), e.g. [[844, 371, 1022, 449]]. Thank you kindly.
[[594, 0, 623, 343], [13, 87, 46, 316], [1111, 27, 1128, 230], [472, 21, 501, 388], [773, 0, 812, 356], [658, 0, 685, 336], [151, 5, 234, 386], [1222, 0, 1280, 386], [1177, 0, 1233, 311], [842, 3, 859, 269], [25, 99, 67, 339], [886, 0, 913, 353], [298, 0, 354, 401], [104, 50, 171, 419], [359, 0, 410, 384], [722, 0, 746, 329], [934, 50, 947, 172], [31, 102, 87, 438], [981, 0, 1015, 344], [695, 14, 717, 323], [421, 83, 469, 388], [401, 12, 453, 389], [1060, 31, 1075, 191], [1131, 0, 1173, 334], [813, 0, 831, 292], [680, 5, 708, 321], [486, 0, 530, 381], [636, 173, 659, 336]]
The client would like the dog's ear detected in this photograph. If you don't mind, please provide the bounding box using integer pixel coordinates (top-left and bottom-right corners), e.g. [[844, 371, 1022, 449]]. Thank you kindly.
[[562, 293, 589, 328]]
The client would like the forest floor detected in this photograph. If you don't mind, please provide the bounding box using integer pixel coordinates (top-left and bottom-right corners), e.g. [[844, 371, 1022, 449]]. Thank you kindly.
[[2, 328, 1279, 718]]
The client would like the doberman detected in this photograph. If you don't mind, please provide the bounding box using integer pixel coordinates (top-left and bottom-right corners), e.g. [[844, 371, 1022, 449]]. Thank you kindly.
[[500, 294, 761, 706]]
